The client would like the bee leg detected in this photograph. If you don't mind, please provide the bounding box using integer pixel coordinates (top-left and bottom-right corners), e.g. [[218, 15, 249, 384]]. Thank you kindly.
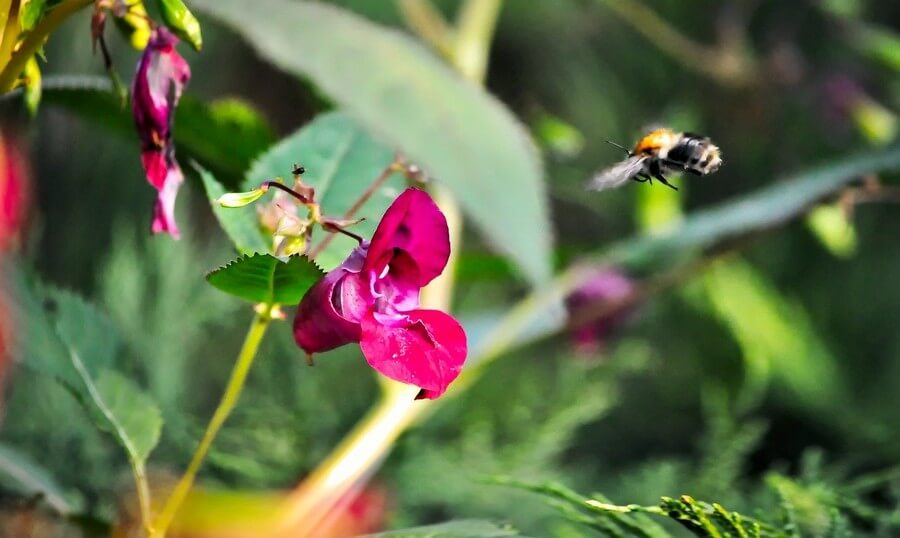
[[655, 173, 678, 190], [649, 160, 677, 190], [633, 174, 652, 183]]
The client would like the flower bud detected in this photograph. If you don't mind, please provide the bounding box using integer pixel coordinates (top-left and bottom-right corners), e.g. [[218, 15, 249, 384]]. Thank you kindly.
[[157, 0, 203, 51]]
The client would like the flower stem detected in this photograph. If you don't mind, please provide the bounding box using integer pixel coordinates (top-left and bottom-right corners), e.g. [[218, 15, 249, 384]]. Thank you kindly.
[[150, 305, 274, 538], [0, 0, 93, 92], [275, 2, 502, 535], [275, 383, 423, 535]]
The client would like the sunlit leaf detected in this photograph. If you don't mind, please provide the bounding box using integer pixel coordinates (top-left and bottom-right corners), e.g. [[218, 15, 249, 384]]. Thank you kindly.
[[192, 0, 553, 285], [246, 112, 401, 270], [206, 253, 324, 305], [696, 260, 842, 410], [18, 0, 47, 32]]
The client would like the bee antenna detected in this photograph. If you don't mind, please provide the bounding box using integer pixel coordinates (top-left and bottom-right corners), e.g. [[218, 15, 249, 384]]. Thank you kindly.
[[605, 140, 630, 155]]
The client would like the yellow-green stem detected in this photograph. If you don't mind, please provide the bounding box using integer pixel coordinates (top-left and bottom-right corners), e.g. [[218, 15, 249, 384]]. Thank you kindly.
[[150, 306, 274, 538], [396, 0, 454, 59], [276, 1, 501, 535], [0, 0, 93, 92], [0, 0, 21, 72]]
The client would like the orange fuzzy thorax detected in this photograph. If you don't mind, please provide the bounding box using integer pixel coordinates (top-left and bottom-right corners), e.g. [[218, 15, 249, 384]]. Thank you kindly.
[[632, 128, 680, 155]]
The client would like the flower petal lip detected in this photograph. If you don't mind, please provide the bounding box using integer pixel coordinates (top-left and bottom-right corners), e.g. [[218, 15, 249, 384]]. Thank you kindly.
[[293, 245, 369, 354], [363, 188, 450, 288], [359, 309, 467, 400]]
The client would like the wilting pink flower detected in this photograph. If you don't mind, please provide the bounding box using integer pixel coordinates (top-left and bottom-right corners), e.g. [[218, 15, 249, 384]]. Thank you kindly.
[[131, 27, 190, 238], [293, 188, 467, 399], [566, 268, 636, 356]]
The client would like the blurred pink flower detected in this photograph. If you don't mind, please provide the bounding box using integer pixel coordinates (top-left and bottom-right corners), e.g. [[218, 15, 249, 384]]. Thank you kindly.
[[293, 188, 467, 399], [0, 131, 30, 252], [131, 27, 190, 238], [566, 268, 636, 355]]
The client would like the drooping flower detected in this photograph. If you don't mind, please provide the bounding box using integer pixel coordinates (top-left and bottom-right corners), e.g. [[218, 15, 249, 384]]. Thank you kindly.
[[293, 188, 467, 399], [566, 267, 636, 356], [131, 27, 190, 238]]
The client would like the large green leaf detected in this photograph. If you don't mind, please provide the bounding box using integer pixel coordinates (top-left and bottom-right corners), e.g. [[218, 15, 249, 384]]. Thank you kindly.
[[192, 0, 553, 285], [9, 272, 163, 466], [206, 253, 325, 305], [246, 112, 402, 270], [37, 76, 275, 188], [198, 163, 270, 255]]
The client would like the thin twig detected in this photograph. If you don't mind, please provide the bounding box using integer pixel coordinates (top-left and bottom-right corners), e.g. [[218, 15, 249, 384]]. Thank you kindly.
[[305, 159, 402, 260]]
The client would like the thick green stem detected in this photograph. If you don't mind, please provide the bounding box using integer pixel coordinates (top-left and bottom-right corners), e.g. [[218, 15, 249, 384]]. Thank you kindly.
[[0, 0, 93, 92], [150, 306, 274, 538]]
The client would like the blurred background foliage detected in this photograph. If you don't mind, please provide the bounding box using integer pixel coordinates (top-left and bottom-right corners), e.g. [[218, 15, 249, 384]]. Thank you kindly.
[[1, 0, 900, 536]]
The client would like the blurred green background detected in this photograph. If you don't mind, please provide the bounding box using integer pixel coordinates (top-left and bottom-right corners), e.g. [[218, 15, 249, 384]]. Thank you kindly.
[[2, 0, 900, 536]]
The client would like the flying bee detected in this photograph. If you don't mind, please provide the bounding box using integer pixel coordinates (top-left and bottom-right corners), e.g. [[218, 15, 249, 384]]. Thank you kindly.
[[588, 128, 723, 191]]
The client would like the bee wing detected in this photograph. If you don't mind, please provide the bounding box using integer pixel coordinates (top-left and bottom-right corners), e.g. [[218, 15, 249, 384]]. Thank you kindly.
[[587, 156, 646, 191]]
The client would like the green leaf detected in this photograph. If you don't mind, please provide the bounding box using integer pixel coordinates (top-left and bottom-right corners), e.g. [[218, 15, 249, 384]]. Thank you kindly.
[[197, 163, 270, 255], [206, 253, 325, 305], [19, 0, 47, 32], [192, 0, 553, 285], [37, 76, 275, 188], [92, 370, 163, 464], [601, 148, 900, 272], [246, 112, 401, 270], [9, 271, 163, 466], [366, 519, 526, 538], [0, 443, 81, 515]]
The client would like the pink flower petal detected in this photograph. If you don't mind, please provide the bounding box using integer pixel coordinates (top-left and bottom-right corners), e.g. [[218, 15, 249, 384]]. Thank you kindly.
[[149, 160, 184, 238], [293, 246, 369, 354], [360, 309, 467, 399], [132, 27, 191, 238], [363, 188, 450, 288]]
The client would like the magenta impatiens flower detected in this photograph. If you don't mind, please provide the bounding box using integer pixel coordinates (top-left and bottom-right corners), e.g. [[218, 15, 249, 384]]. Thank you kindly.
[[566, 268, 636, 356], [293, 188, 467, 399], [131, 27, 190, 238]]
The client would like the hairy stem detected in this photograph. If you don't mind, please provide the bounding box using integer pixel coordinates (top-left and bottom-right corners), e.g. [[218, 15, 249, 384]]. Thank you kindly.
[[0, 0, 93, 92], [151, 305, 274, 538]]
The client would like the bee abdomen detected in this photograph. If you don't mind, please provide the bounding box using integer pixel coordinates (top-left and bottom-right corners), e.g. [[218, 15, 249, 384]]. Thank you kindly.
[[667, 135, 722, 175]]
